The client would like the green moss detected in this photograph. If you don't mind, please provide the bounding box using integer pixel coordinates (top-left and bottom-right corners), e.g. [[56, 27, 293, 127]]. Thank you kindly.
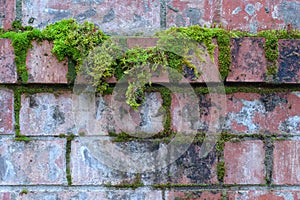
[[104, 173, 144, 189], [216, 30, 231, 80], [59, 134, 75, 185], [1, 29, 43, 83], [42, 19, 108, 66], [14, 136, 31, 142], [20, 189, 28, 195], [217, 161, 225, 181]]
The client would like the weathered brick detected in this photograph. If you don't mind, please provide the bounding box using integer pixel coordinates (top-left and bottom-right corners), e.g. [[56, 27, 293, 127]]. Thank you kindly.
[[26, 41, 68, 83], [22, 0, 160, 35], [0, 0, 16, 30], [0, 138, 66, 185], [0, 192, 12, 200], [224, 92, 300, 134], [19, 92, 75, 136], [71, 137, 167, 185], [222, 0, 300, 33], [168, 144, 218, 184], [171, 92, 226, 133], [227, 190, 300, 200], [0, 89, 14, 135], [273, 140, 300, 185], [16, 189, 162, 200], [227, 37, 267, 82], [166, 190, 222, 200], [166, 0, 208, 27], [0, 39, 17, 83], [277, 39, 300, 83], [73, 92, 164, 136], [224, 140, 265, 184]]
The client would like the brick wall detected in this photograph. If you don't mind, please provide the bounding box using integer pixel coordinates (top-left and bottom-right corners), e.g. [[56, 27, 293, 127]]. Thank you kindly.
[[1, 0, 300, 200]]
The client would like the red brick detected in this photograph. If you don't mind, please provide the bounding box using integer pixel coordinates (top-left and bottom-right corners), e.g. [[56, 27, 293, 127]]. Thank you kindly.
[[21, 0, 160, 34], [166, 191, 222, 200], [227, 37, 267, 82], [19, 92, 75, 136], [225, 92, 300, 134], [0, 192, 11, 200], [227, 190, 300, 200], [166, 0, 208, 27], [17, 189, 162, 200], [277, 39, 300, 83], [0, 89, 14, 135], [0, 0, 16, 30], [26, 41, 68, 83], [273, 140, 300, 185], [224, 140, 265, 184], [73, 92, 164, 136], [222, 0, 299, 33], [0, 138, 66, 185], [0, 39, 17, 83]]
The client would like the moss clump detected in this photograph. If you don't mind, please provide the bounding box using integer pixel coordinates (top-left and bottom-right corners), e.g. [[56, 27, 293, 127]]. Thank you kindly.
[[217, 161, 225, 181], [20, 189, 28, 195]]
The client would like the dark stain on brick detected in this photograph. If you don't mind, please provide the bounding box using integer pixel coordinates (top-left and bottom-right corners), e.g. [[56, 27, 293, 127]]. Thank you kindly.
[[29, 95, 38, 108], [76, 9, 97, 21], [170, 144, 217, 183], [185, 8, 202, 25], [52, 105, 65, 125], [199, 94, 211, 117], [277, 40, 300, 83], [175, 14, 185, 26], [102, 8, 115, 23], [259, 93, 288, 112]]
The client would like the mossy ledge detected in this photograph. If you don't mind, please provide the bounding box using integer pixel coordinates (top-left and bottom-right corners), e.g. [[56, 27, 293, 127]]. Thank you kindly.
[[1, 19, 300, 107]]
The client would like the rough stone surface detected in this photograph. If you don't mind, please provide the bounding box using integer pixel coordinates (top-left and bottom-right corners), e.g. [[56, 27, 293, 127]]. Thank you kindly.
[[222, 0, 300, 33], [227, 190, 300, 199], [73, 92, 164, 136], [166, 0, 207, 27], [227, 37, 267, 82], [21, 0, 161, 35], [0, 192, 12, 200], [0, 89, 14, 135], [71, 137, 167, 185], [15, 189, 162, 200], [19, 92, 75, 136], [273, 140, 300, 185], [0, 138, 66, 185], [224, 92, 300, 134], [277, 39, 300, 83], [224, 140, 265, 184], [166, 190, 222, 200], [0, 39, 17, 83], [168, 144, 219, 184], [0, 0, 15, 30], [26, 41, 68, 83]]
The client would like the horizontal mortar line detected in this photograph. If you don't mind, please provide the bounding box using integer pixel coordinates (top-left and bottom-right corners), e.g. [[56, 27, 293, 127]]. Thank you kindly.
[[1, 185, 300, 192]]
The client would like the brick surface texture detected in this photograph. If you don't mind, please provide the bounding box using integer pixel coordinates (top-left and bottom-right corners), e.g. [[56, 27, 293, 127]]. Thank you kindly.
[[224, 140, 265, 184], [1, 0, 300, 198], [0, 138, 66, 185], [0, 39, 17, 83], [26, 40, 68, 83], [0, 89, 14, 135]]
